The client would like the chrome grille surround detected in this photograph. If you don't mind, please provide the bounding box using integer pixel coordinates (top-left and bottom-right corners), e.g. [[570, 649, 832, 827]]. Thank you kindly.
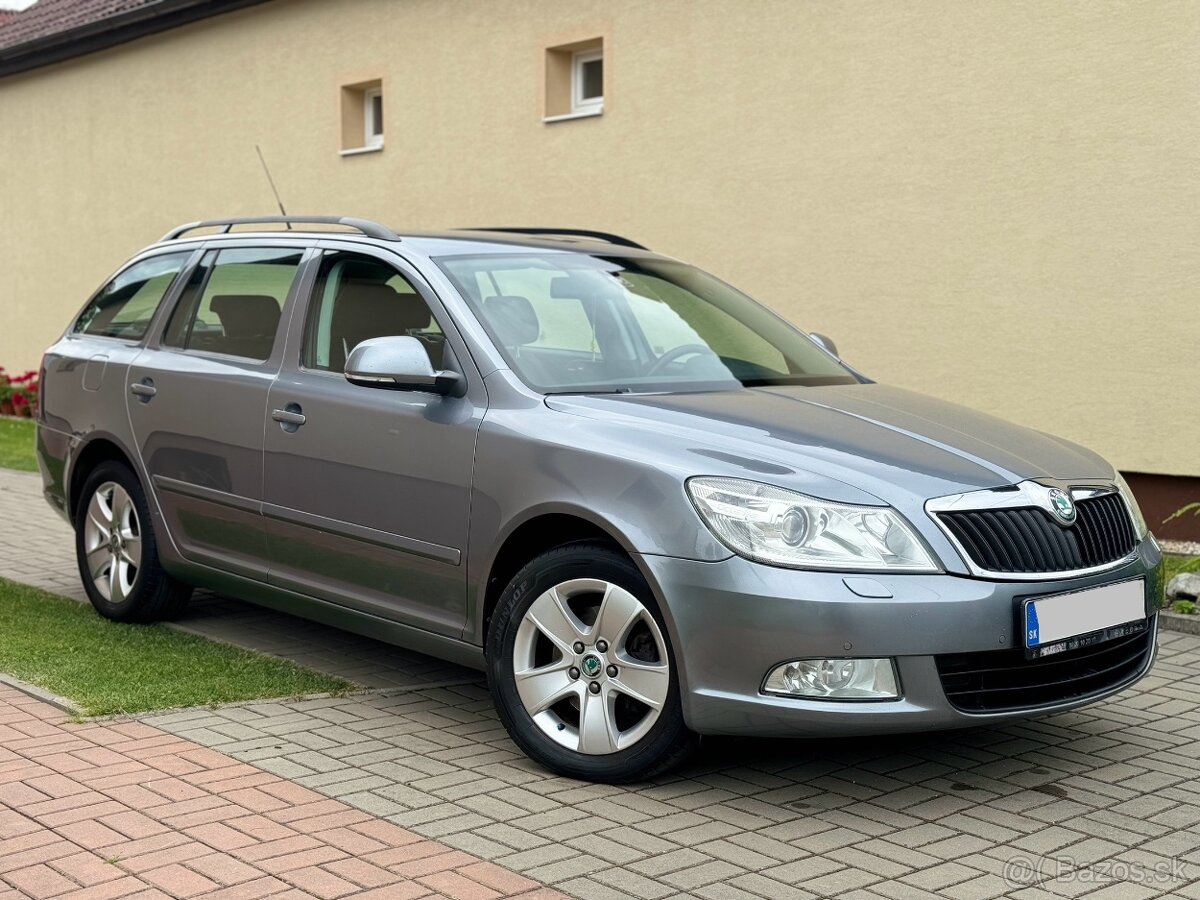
[[925, 481, 1140, 580]]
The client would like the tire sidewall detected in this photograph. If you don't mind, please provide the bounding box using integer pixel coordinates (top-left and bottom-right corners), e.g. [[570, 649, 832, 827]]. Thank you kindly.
[[75, 461, 157, 621], [487, 544, 691, 782]]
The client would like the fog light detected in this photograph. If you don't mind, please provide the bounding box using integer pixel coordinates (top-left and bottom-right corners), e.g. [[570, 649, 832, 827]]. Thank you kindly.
[[763, 658, 899, 700]]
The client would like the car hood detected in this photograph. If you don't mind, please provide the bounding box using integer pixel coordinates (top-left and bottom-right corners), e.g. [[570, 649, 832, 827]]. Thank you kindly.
[[544, 383, 1115, 508]]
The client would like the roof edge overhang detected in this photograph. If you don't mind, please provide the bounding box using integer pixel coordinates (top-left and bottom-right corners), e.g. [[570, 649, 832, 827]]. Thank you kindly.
[[0, 0, 272, 79]]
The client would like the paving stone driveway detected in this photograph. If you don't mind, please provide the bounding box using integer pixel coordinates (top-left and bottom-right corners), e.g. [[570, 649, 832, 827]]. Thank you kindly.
[[4, 467, 1200, 899], [0, 684, 561, 900]]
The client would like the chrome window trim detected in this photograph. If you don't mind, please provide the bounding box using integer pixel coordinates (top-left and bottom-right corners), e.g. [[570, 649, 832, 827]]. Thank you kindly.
[[925, 480, 1139, 581]]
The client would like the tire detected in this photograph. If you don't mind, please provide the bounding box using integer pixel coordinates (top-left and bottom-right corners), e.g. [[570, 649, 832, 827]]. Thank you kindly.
[[487, 541, 697, 782], [75, 460, 191, 623]]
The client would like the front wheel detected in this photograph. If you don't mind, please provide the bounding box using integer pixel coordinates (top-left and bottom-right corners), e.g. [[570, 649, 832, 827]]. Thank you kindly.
[[487, 542, 697, 782], [75, 461, 191, 623]]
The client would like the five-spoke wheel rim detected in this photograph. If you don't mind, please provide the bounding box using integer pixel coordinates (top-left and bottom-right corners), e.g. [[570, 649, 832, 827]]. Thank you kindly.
[[83, 482, 142, 604], [513, 578, 670, 755]]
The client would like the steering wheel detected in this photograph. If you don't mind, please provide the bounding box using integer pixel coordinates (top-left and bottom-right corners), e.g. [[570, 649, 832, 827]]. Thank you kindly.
[[645, 343, 720, 376]]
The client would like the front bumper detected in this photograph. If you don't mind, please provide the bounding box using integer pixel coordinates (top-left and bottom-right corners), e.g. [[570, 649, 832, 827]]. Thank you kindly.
[[637, 537, 1162, 737]]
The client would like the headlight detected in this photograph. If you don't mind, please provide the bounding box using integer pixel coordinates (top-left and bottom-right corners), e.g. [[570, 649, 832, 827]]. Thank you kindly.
[[687, 477, 938, 572], [1113, 472, 1149, 539]]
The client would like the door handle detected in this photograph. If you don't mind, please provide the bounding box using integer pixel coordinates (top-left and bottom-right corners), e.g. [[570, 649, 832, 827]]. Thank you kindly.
[[271, 403, 306, 432], [129, 379, 156, 401]]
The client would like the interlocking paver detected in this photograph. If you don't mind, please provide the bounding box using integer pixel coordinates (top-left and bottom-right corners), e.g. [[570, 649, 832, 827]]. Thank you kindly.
[[4, 863, 79, 899], [0, 683, 566, 900], [4, 465, 1200, 899]]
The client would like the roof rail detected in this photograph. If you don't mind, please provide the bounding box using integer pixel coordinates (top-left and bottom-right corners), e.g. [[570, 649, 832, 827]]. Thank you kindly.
[[161, 216, 401, 242], [462, 227, 648, 250]]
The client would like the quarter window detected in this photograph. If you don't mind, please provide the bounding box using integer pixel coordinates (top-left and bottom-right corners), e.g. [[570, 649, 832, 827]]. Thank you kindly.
[[163, 248, 302, 361], [74, 252, 190, 340], [303, 251, 444, 372]]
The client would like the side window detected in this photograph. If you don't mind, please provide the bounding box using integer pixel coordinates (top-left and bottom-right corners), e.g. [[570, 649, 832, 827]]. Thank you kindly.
[[304, 251, 443, 372], [163, 248, 302, 361], [74, 252, 191, 340]]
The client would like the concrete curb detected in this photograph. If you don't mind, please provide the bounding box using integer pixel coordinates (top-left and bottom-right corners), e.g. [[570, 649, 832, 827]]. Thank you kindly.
[[1160, 610, 1200, 635], [84, 688, 373, 723], [0, 672, 81, 716]]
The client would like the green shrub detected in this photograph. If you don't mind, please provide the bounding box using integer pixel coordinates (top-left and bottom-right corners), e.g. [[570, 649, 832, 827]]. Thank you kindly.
[[1175, 600, 1196, 616]]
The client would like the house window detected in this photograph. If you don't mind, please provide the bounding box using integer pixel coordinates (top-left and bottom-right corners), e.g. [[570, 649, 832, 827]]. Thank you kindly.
[[571, 49, 603, 114], [544, 37, 604, 122], [340, 79, 384, 155], [364, 87, 383, 149]]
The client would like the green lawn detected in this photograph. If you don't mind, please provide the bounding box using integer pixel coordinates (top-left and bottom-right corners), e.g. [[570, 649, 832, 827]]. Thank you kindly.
[[0, 577, 353, 716], [0, 416, 36, 472]]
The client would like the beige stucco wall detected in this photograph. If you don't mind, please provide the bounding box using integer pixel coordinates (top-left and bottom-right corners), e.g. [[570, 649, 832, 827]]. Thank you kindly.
[[1, 0, 1197, 476]]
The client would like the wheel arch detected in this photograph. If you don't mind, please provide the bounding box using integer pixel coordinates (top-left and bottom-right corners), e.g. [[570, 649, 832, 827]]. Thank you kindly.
[[66, 433, 140, 521], [478, 505, 640, 642]]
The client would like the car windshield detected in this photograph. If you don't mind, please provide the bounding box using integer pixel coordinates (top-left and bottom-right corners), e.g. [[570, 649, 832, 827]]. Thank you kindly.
[[436, 253, 857, 394]]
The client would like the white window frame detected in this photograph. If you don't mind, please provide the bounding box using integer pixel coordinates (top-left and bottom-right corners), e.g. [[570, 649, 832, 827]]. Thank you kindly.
[[571, 49, 603, 115], [363, 86, 384, 149]]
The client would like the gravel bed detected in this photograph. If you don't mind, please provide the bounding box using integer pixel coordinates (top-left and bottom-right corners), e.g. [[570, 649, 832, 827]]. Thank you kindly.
[[1161, 538, 1200, 557]]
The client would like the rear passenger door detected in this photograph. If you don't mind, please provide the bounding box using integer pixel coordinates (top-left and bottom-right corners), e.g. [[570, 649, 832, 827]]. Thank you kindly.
[[127, 245, 310, 579]]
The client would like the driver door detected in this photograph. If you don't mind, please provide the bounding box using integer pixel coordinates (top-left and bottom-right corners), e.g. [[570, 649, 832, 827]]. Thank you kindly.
[[262, 247, 484, 636]]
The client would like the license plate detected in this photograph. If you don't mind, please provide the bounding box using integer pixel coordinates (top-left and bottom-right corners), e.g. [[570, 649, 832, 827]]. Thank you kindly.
[[1024, 578, 1145, 658]]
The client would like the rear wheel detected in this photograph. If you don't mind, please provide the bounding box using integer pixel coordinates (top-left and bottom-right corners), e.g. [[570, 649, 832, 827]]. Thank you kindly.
[[75, 461, 191, 623], [488, 542, 696, 782]]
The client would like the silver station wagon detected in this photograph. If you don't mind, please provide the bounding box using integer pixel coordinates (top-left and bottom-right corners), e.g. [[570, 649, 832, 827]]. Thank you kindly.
[[37, 216, 1162, 782]]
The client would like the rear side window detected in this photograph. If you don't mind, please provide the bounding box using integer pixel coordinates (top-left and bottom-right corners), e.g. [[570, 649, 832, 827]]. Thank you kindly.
[[163, 248, 303, 361], [74, 252, 191, 340]]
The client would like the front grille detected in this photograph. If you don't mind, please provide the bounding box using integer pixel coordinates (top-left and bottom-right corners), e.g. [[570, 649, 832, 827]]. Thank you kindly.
[[936, 625, 1153, 713], [937, 492, 1136, 574]]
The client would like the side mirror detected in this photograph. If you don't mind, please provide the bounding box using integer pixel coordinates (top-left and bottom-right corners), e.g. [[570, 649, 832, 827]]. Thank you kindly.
[[345, 336, 465, 397], [809, 332, 840, 358]]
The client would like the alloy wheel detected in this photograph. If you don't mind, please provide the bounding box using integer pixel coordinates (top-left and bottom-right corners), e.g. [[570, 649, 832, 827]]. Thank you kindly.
[[82, 481, 142, 604], [513, 577, 670, 755]]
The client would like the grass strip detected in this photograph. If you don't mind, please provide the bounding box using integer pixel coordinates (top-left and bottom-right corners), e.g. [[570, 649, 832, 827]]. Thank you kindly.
[[0, 577, 353, 716], [0, 417, 36, 472]]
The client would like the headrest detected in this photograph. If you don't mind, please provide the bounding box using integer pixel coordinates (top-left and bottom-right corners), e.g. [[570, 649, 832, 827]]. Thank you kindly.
[[483, 295, 540, 347], [209, 295, 281, 337], [334, 282, 431, 333]]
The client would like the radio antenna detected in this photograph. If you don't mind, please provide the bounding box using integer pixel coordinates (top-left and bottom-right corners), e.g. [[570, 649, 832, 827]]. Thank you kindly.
[[255, 144, 291, 228]]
